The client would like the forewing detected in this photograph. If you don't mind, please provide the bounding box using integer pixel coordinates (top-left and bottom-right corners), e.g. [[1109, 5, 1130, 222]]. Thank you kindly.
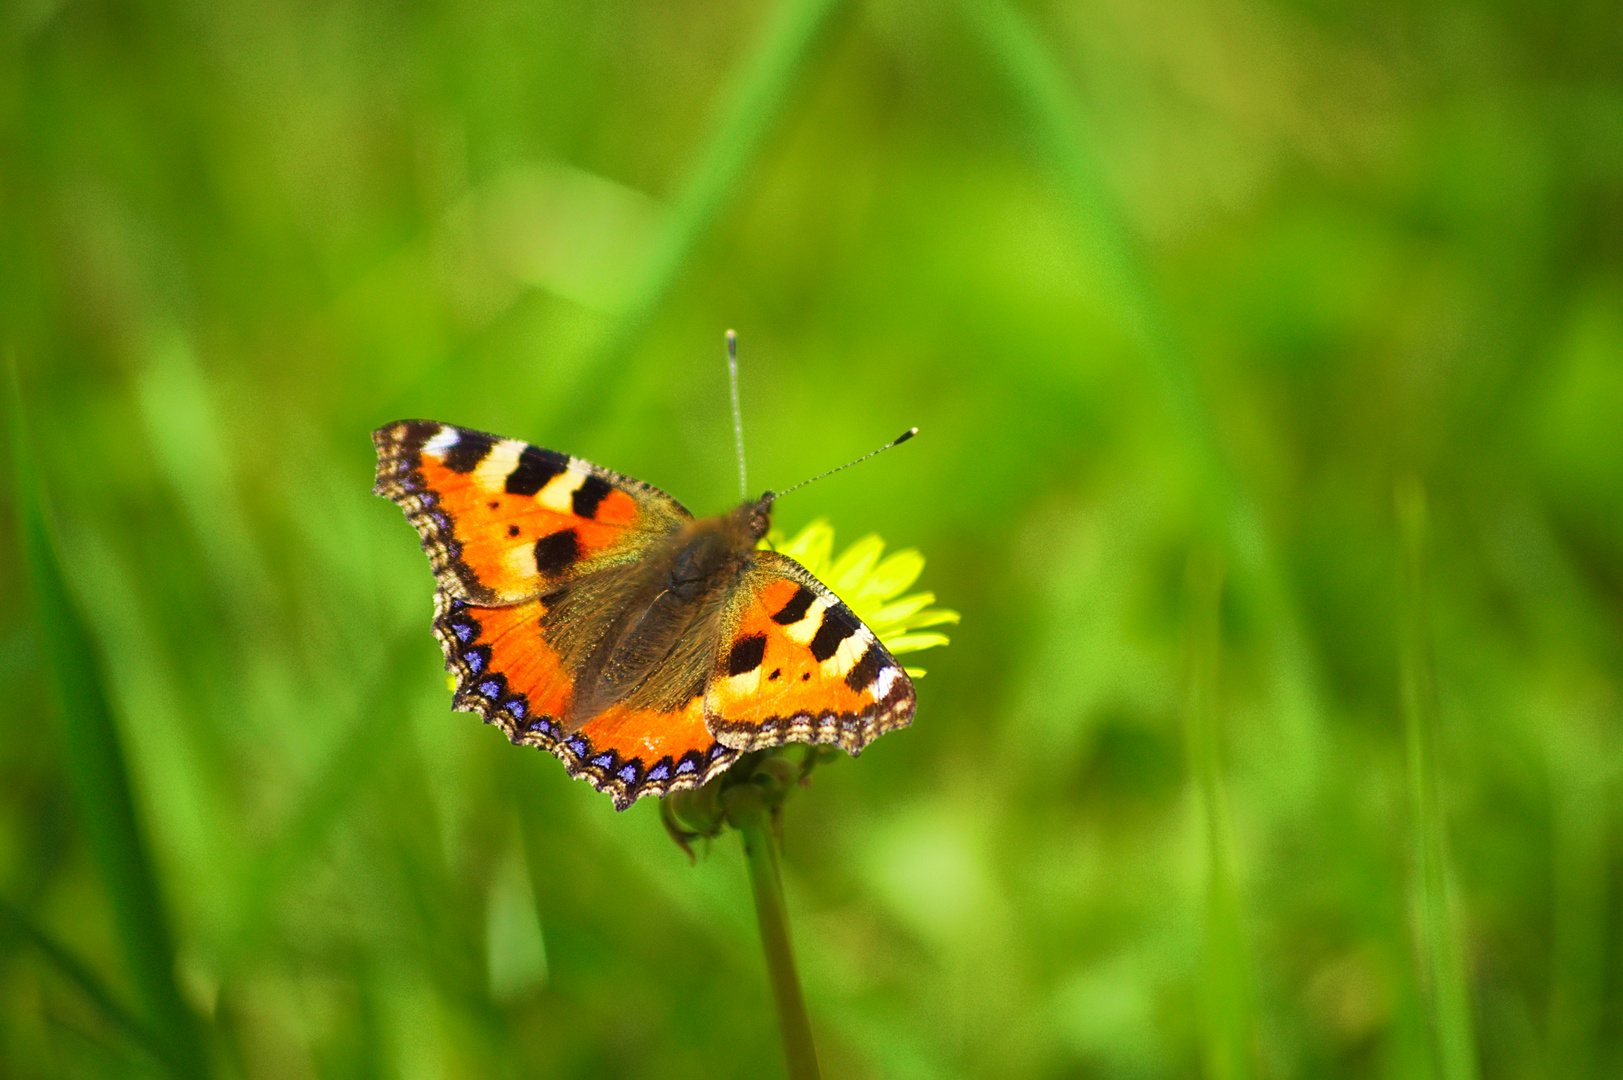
[[704, 551, 915, 754], [374, 420, 689, 605], [434, 590, 738, 810]]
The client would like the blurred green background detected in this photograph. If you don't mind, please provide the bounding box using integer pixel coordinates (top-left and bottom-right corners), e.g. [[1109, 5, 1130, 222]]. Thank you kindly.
[[4, 0, 1622, 1076]]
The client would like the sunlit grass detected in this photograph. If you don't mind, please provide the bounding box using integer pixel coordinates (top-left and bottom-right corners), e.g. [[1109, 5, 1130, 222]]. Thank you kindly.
[[9, 364, 207, 1079]]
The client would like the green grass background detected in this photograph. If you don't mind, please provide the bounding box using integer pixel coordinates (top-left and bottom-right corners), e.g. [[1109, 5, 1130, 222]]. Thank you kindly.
[[4, 0, 1622, 1076]]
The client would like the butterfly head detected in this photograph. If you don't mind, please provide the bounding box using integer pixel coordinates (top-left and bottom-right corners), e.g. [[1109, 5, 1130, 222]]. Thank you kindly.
[[740, 492, 776, 543]]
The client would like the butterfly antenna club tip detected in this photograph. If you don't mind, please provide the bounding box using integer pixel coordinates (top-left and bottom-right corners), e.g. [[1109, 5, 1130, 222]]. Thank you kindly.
[[726, 329, 747, 500], [775, 425, 920, 499]]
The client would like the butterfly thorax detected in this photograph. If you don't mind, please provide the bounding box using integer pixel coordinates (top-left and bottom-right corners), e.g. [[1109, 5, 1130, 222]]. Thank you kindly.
[[558, 496, 773, 729]]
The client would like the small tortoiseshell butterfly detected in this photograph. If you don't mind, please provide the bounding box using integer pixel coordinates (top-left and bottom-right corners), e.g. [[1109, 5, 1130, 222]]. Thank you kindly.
[[373, 420, 916, 809]]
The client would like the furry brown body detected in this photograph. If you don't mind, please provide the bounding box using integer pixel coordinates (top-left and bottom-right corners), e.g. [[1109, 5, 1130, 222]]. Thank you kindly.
[[552, 500, 772, 728]]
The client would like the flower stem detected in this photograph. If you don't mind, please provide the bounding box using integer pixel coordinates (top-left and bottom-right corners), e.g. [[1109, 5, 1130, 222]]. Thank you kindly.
[[739, 816, 821, 1080]]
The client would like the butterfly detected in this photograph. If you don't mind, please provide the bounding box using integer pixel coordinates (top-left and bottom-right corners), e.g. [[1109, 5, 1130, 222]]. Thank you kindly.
[[372, 420, 916, 809]]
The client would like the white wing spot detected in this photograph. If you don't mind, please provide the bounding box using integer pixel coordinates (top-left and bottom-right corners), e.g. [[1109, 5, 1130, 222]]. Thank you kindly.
[[537, 468, 589, 513], [874, 666, 899, 699], [822, 631, 870, 678], [782, 597, 830, 646], [473, 439, 525, 491], [422, 426, 459, 456], [727, 668, 762, 697], [505, 543, 536, 581]]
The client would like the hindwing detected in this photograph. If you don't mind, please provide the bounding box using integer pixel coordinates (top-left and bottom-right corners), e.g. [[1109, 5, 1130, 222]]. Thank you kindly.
[[434, 590, 738, 809]]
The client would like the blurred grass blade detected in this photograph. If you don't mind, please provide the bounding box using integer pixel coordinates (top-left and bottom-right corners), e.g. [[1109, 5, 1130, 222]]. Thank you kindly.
[[8, 362, 209, 1079], [133, 333, 276, 632], [562, 0, 851, 437], [1395, 477, 1480, 1080], [954, 0, 1190, 439], [224, 636, 419, 966], [1546, 705, 1609, 1080], [0, 893, 173, 1070], [1183, 552, 1257, 1080], [959, 0, 1327, 802]]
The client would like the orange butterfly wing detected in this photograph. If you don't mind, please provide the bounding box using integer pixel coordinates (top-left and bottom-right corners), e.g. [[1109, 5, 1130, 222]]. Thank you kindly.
[[434, 591, 738, 809], [704, 552, 915, 754], [373, 420, 688, 605], [379, 422, 917, 808]]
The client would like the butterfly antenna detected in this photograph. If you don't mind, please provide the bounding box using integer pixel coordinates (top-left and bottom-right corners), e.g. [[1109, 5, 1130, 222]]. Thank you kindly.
[[771, 427, 918, 502], [726, 329, 747, 500]]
